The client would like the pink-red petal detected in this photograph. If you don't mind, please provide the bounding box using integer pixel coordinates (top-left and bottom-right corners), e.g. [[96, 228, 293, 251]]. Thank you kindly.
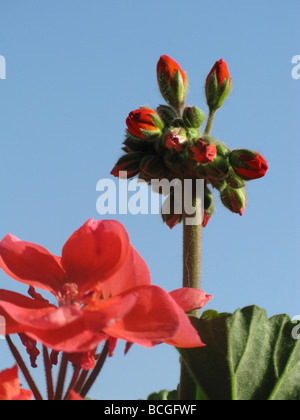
[[101, 246, 151, 298], [61, 219, 131, 294], [0, 234, 66, 297], [102, 285, 181, 347], [169, 288, 213, 313], [0, 365, 33, 401]]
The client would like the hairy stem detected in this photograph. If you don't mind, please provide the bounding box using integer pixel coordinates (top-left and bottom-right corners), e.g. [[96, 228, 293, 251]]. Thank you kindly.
[[43, 346, 54, 400], [204, 109, 216, 136], [54, 352, 69, 400], [6, 335, 43, 401], [80, 341, 109, 398], [178, 181, 202, 400]]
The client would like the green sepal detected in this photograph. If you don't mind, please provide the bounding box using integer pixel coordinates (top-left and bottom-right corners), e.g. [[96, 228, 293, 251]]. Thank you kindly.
[[123, 133, 155, 153], [158, 71, 177, 109], [173, 69, 185, 108], [210, 178, 227, 192], [156, 105, 178, 125], [226, 167, 246, 188], [204, 185, 214, 217], [140, 154, 170, 179], [114, 152, 144, 178], [183, 106, 205, 128], [150, 112, 164, 131], [187, 128, 201, 142], [205, 71, 218, 110], [215, 77, 231, 109], [220, 185, 246, 214], [140, 128, 161, 140], [203, 155, 229, 179]]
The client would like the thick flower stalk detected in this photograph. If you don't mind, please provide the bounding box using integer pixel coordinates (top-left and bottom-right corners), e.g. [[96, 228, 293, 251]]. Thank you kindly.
[[110, 55, 269, 400]]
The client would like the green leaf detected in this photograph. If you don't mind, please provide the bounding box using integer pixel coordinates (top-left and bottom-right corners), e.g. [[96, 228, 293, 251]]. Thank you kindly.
[[178, 306, 300, 400], [147, 388, 178, 400]]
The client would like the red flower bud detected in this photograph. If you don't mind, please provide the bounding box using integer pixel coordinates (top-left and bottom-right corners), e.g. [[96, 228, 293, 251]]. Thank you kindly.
[[157, 55, 188, 112], [191, 139, 217, 164], [203, 186, 214, 227], [206, 59, 231, 88], [229, 149, 268, 180], [205, 59, 232, 111], [202, 212, 210, 227], [220, 186, 247, 216], [126, 108, 163, 140]]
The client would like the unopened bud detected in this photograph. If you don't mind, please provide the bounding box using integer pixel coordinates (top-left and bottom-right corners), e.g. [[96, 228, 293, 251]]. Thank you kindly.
[[220, 186, 247, 215], [126, 108, 164, 140], [205, 59, 232, 111], [183, 106, 205, 128], [157, 55, 188, 113], [229, 149, 268, 180], [203, 186, 214, 227], [156, 105, 178, 125]]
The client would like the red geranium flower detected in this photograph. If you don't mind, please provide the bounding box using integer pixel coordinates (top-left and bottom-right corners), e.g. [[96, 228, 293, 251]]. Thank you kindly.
[[0, 219, 211, 354], [191, 139, 217, 164], [0, 365, 32, 400]]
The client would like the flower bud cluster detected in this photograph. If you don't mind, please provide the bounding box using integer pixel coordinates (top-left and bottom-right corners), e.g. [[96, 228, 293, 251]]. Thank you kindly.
[[111, 55, 268, 228]]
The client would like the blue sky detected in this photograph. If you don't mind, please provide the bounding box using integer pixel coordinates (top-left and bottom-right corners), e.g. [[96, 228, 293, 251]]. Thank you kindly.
[[0, 0, 299, 400]]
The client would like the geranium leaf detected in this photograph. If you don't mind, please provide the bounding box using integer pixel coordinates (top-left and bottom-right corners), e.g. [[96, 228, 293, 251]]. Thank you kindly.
[[178, 306, 300, 400]]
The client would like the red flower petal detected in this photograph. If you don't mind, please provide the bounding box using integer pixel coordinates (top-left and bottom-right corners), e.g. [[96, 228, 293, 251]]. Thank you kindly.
[[26, 323, 108, 353], [0, 366, 33, 401], [126, 109, 161, 139], [0, 234, 66, 297], [101, 246, 151, 298], [82, 292, 139, 332], [206, 58, 231, 88], [69, 351, 96, 371], [18, 333, 40, 368], [169, 288, 213, 313], [157, 55, 186, 86], [102, 285, 181, 347], [163, 308, 205, 348], [0, 289, 58, 334], [69, 390, 84, 400], [61, 219, 130, 293], [0, 296, 80, 331]]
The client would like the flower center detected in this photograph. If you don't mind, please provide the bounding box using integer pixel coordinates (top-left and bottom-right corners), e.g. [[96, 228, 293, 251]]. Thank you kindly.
[[61, 282, 79, 306]]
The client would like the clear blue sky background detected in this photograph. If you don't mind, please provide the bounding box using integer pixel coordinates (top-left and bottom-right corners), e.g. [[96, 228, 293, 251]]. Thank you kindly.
[[0, 0, 299, 400]]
